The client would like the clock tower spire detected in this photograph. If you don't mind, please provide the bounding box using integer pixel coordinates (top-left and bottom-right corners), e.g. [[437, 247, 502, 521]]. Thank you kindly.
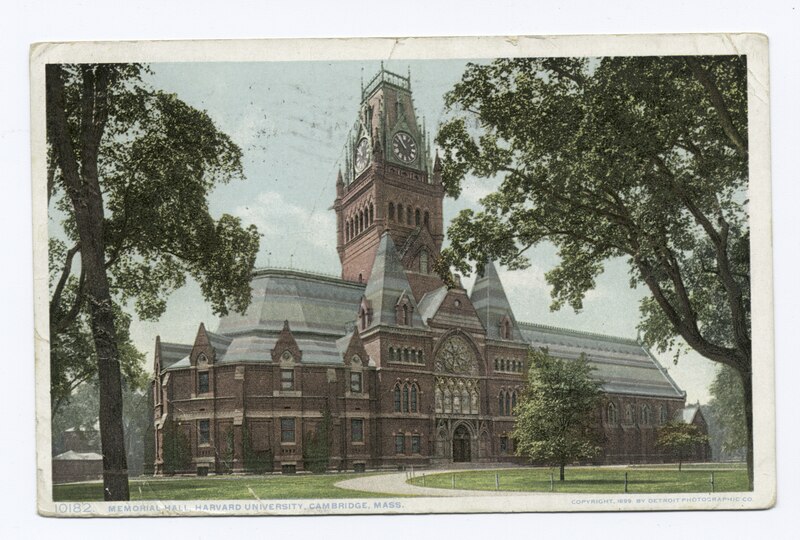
[[335, 66, 445, 289]]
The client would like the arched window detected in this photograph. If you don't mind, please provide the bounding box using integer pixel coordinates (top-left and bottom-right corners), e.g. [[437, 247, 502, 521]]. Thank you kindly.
[[505, 393, 511, 417], [388, 203, 395, 220], [402, 385, 409, 413], [394, 385, 401, 412], [360, 210, 365, 232], [410, 384, 418, 412], [407, 207, 412, 225], [608, 402, 618, 424], [498, 393, 505, 415], [494, 359, 499, 371], [625, 404, 634, 424], [419, 250, 429, 274], [369, 203, 374, 224], [511, 392, 517, 415], [424, 211, 430, 227], [402, 304, 409, 326], [403, 347, 409, 362], [660, 405, 668, 424], [415, 208, 421, 226], [397, 204, 403, 222]]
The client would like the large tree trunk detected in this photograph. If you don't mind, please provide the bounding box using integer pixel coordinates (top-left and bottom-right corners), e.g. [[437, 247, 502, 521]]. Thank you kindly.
[[741, 370, 754, 491], [46, 64, 130, 500], [559, 463, 565, 481]]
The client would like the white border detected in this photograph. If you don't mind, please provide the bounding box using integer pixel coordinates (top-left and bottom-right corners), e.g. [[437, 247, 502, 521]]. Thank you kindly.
[[30, 33, 775, 517]]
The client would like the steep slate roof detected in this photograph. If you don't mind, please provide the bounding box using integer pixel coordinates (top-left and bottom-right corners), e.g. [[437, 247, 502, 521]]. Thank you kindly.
[[470, 262, 524, 341], [159, 261, 685, 401], [417, 285, 449, 323], [518, 322, 684, 399], [159, 342, 192, 370], [216, 268, 365, 337], [362, 233, 423, 328]]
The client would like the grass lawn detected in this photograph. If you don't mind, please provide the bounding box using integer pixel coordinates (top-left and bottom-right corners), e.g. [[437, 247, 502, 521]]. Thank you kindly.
[[408, 466, 749, 494], [54, 472, 397, 501]]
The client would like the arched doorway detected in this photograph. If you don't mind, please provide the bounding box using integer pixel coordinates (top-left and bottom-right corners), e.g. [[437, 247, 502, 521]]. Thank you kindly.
[[452, 425, 472, 463]]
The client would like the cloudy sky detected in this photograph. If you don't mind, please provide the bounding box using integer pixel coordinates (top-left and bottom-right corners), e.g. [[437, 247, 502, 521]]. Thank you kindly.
[[119, 59, 719, 402]]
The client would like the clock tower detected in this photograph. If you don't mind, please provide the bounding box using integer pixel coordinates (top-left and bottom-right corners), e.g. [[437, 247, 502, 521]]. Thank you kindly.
[[334, 66, 445, 295]]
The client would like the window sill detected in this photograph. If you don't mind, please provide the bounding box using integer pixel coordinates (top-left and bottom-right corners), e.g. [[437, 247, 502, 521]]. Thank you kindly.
[[273, 390, 302, 397]]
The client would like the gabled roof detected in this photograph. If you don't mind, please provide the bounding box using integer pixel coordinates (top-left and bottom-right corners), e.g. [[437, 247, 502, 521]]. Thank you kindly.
[[469, 262, 523, 341], [362, 233, 423, 328]]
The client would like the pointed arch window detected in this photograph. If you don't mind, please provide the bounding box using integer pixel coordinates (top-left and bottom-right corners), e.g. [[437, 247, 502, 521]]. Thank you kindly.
[[660, 405, 668, 424], [625, 404, 634, 424], [511, 392, 517, 415], [369, 203, 374, 224], [505, 392, 511, 417], [419, 250, 429, 274], [641, 404, 652, 425], [407, 207, 412, 225], [402, 385, 409, 413], [394, 385, 402, 412], [410, 384, 418, 412], [608, 402, 618, 424], [397, 204, 404, 222], [415, 208, 421, 226], [388, 203, 395, 221], [424, 211, 430, 227]]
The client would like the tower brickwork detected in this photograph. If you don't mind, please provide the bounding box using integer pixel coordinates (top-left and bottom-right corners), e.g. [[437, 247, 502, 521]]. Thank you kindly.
[[334, 67, 445, 288]]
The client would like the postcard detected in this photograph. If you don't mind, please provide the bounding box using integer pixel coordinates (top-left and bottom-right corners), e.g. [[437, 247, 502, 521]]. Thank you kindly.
[[31, 33, 774, 516]]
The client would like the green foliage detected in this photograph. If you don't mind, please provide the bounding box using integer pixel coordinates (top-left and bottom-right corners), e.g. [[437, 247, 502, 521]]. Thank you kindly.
[[161, 419, 192, 475], [303, 402, 333, 474], [49, 65, 260, 324], [708, 365, 747, 457], [221, 427, 235, 473], [656, 422, 710, 469], [437, 56, 752, 486], [242, 424, 273, 474], [512, 349, 603, 478]]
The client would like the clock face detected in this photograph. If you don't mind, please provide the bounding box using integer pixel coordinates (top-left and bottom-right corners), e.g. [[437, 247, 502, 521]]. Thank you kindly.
[[355, 138, 370, 172], [392, 131, 417, 163]]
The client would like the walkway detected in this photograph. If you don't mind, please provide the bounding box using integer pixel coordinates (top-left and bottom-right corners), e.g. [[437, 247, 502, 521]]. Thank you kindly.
[[335, 469, 532, 497]]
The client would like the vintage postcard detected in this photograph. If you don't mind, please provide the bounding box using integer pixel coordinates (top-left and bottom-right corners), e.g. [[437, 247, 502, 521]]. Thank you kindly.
[[31, 34, 774, 516]]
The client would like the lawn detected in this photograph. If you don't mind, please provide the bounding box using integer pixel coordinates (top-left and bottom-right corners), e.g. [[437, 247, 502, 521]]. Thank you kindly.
[[53, 472, 395, 501], [408, 465, 749, 494]]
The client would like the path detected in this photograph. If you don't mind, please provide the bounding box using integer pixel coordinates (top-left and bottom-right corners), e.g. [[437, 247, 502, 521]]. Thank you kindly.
[[335, 469, 532, 497]]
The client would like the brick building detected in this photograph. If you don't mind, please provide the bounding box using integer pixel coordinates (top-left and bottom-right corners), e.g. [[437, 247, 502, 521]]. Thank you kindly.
[[152, 68, 703, 475]]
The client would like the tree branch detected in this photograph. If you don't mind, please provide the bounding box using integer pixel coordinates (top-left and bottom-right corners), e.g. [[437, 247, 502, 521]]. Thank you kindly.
[[685, 57, 748, 158], [50, 242, 81, 316]]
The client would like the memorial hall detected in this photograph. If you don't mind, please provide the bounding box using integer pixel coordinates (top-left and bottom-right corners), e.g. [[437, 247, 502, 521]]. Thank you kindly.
[[152, 68, 707, 475]]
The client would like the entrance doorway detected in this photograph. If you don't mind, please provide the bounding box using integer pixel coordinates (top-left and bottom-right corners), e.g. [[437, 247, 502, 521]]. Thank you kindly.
[[452, 425, 471, 462]]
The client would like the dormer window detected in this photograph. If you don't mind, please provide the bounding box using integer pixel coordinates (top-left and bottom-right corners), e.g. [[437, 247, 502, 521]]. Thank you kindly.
[[499, 315, 512, 339], [419, 250, 429, 274], [395, 294, 413, 326]]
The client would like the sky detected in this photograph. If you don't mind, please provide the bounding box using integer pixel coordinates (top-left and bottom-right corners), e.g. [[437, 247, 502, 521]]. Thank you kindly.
[[108, 59, 720, 403]]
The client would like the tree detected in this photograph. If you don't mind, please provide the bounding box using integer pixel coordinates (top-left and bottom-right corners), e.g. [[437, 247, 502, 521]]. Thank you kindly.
[[656, 422, 710, 471], [161, 419, 192, 475], [46, 64, 261, 499], [512, 349, 603, 481], [303, 401, 333, 474], [242, 424, 273, 474], [707, 364, 747, 460], [435, 56, 752, 488]]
